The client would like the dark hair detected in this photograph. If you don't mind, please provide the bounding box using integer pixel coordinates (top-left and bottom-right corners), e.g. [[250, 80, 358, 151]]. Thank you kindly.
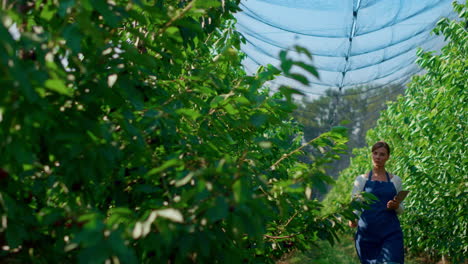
[[371, 141, 391, 155]]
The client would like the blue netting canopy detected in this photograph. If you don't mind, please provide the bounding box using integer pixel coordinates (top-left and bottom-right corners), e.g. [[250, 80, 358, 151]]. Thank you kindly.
[[235, 0, 460, 96]]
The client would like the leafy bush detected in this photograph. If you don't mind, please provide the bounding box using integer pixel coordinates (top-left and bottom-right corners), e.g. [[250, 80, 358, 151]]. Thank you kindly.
[[0, 1, 359, 263]]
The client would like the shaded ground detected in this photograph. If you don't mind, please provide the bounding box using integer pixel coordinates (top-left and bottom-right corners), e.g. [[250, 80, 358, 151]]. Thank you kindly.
[[276, 234, 458, 264]]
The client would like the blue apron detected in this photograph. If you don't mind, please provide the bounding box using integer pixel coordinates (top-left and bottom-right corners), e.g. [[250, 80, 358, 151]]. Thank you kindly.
[[355, 171, 404, 264]]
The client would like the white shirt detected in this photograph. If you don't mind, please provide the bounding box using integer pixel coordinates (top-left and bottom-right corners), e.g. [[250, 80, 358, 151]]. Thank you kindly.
[[351, 173, 405, 214]]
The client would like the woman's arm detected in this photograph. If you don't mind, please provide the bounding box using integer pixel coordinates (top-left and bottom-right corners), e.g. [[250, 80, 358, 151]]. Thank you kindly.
[[391, 175, 405, 214]]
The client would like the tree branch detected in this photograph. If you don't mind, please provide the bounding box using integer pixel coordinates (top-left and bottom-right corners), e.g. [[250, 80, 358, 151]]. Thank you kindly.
[[270, 134, 323, 170], [157, 0, 197, 36], [264, 234, 297, 240], [283, 211, 298, 228]]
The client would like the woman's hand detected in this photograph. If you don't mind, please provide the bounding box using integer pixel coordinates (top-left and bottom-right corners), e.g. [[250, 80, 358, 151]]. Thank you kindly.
[[387, 199, 400, 210], [348, 220, 357, 228]]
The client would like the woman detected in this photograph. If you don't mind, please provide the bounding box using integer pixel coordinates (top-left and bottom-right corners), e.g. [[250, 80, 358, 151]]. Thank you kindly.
[[348, 141, 405, 264]]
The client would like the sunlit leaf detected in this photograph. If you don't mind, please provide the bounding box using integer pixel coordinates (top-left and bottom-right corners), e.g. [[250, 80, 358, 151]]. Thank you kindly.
[[44, 79, 73, 96]]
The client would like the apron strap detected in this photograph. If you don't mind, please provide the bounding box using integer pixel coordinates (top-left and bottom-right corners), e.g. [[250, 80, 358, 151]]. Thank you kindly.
[[368, 170, 391, 182]]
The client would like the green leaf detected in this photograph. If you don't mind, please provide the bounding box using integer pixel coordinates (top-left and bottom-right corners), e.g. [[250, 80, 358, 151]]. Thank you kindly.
[[279, 86, 305, 100], [233, 179, 248, 203], [250, 113, 269, 127], [63, 24, 82, 53], [293, 61, 319, 78], [294, 45, 313, 60], [267, 64, 281, 75], [107, 208, 133, 226], [206, 196, 228, 222], [287, 73, 309, 85], [223, 104, 239, 115], [280, 53, 293, 73], [176, 108, 201, 121], [44, 79, 73, 96], [195, 0, 221, 8], [40, 4, 56, 21], [58, 0, 75, 17], [210, 95, 224, 108], [330, 126, 348, 136], [147, 159, 182, 176]]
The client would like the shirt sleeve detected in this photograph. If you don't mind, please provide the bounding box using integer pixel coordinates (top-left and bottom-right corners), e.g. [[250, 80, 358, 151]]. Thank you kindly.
[[351, 175, 366, 216], [392, 175, 405, 215], [351, 175, 365, 197]]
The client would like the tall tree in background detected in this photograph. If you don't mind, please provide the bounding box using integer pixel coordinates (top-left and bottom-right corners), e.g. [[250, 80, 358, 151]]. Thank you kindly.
[[293, 84, 405, 196]]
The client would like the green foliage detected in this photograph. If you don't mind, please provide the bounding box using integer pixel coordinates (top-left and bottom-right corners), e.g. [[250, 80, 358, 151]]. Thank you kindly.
[[323, 2, 467, 262], [0, 0, 360, 263], [280, 234, 360, 264], [321, 147, 371, 216]]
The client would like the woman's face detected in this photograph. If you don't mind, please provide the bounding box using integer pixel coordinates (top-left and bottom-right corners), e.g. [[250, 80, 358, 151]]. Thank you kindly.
[[372, 147, 389, 167]]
